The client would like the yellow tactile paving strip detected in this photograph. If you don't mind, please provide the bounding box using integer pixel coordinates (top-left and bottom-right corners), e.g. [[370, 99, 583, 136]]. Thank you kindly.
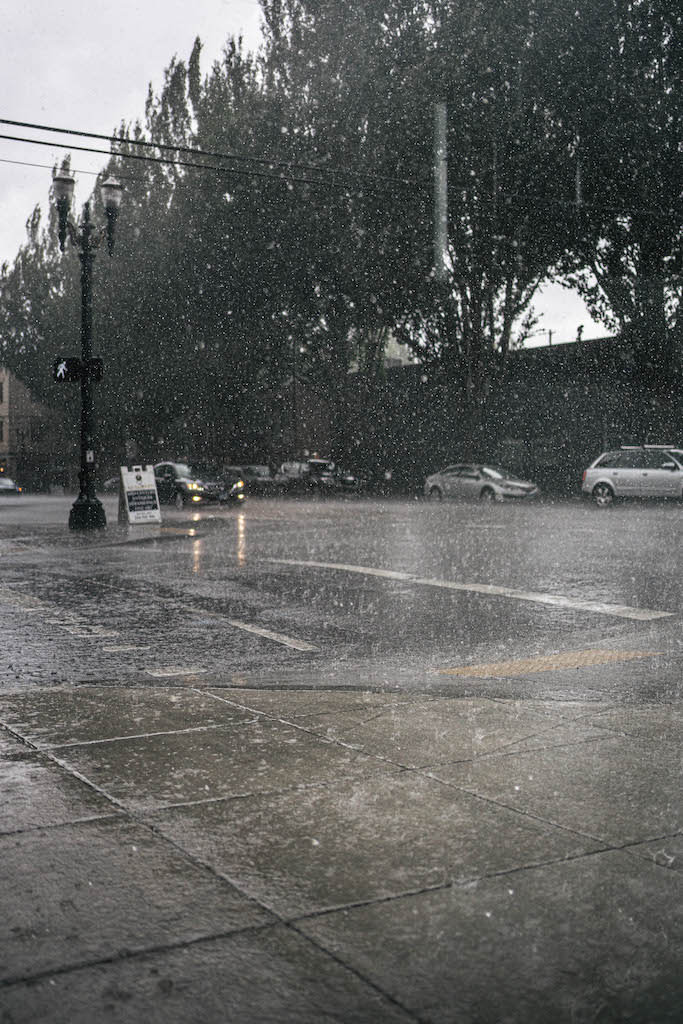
[[438, 649, 661, 677]]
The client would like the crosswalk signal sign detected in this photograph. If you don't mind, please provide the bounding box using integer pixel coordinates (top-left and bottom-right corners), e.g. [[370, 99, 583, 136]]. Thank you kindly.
[[53, 358, 82, 382]]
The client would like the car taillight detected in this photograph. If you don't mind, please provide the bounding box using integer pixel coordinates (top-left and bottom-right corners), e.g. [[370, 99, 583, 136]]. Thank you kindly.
[[582, 471, 586, 483]]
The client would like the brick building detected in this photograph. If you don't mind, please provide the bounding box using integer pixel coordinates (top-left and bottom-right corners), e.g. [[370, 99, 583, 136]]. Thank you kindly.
[[0, 367, 68, 491]]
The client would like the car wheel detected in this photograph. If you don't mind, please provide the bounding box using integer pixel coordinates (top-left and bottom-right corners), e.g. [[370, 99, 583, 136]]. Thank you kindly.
[[592, 483, 614, 508], [174, 490, 185, 510], [479, 487, 497, 502], [428, 486, 443, 501]]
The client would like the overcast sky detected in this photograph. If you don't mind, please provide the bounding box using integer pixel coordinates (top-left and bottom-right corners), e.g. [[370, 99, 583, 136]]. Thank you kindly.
[[0, 0, 601, 344]]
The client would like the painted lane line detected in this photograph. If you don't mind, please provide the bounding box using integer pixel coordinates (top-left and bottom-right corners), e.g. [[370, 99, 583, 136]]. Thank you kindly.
[[271, 559, 412, 582], [171, 600, 318, 652], [53, 581, 317, 654], [102, 644, 152, 653], [61, 624, 120, 638], [227, 619, 319, 652], [409, 577, 672, 621], [438, 649, 662, 677], [269, 559, 673, 622], [146, 666, 208, 678]]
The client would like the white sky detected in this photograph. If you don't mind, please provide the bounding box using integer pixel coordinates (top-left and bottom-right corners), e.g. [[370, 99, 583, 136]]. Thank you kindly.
[[0, 0, 602, 345]]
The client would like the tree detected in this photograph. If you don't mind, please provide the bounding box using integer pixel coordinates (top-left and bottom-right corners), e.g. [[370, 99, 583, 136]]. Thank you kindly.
[[549, 0, 682, 374]]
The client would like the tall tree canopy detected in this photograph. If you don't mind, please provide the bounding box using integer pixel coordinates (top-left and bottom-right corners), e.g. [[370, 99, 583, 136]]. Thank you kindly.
[[1, 0, 680, 470]]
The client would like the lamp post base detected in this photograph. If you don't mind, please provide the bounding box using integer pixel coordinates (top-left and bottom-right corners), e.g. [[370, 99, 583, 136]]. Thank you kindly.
[[69, 495, 107, 530]]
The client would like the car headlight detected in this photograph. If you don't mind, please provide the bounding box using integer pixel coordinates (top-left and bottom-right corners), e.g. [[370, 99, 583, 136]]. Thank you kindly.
[[235, 479, 244, 489]]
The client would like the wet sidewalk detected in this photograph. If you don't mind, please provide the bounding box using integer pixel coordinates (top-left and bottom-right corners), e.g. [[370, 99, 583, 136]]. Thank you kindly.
[[0, 676, 681, 1022]]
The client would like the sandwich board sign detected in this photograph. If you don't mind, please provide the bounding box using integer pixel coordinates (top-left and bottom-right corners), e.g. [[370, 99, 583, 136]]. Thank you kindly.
[[118, 465, 161, 525]]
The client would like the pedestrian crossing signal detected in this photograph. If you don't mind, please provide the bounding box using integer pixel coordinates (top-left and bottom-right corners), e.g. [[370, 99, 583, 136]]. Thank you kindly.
[[53, 358, 82, 382], [53, 357, 103, 382]]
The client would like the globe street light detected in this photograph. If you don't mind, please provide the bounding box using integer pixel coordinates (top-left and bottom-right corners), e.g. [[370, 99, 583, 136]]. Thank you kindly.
[[52, 165, 123, 530]]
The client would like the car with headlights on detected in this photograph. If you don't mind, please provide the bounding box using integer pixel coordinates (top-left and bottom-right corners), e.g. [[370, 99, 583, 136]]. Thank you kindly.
[[240, 464, 278, 494], [424, 463, 540, 502], [154, 461, 245, 509], [0, 476, 23, 496], [582, 445, 683, 507]]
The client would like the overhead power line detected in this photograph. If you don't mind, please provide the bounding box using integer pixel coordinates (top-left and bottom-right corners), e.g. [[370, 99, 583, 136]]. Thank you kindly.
[[0, 117, 420, 191]]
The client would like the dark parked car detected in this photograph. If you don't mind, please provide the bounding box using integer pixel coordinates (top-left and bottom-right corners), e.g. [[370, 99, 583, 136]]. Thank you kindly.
[[240, 464, 278, 494], [212, 465, 248, 503], [275, 458, 360, 494], [154, 462, 245, 509]]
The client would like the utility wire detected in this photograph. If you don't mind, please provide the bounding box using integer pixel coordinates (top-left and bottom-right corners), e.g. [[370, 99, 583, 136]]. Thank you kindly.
[[0, 131, 399, 192], [0, 117, 420, 189], [1, 126, 677, 219]]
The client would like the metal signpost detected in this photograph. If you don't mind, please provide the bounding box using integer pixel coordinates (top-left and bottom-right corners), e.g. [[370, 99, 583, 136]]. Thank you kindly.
[[51, 165, 122, 531]]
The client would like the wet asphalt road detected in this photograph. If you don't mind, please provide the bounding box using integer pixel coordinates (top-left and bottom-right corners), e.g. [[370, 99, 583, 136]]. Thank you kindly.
[[1, 493, 681, 701], [1, 493, 681, 1022]]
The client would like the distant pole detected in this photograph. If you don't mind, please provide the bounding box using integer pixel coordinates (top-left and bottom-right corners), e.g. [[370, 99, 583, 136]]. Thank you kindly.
[[434, 102, 448, 282], [291, 336, 298, 456], [575, 155, 582, 211]]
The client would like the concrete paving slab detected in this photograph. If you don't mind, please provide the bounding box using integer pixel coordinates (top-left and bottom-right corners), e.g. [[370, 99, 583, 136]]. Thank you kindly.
[[277, 697, 571, 767], [49, 716, 398, 812], [208, 686, 428, 718], [430, 734, 682, 845], [299, 849, 683, 1023], [0, 924, 417, 1023], [627, 833, 683, 872], [151, 771, 605, 918], [0, 730, 117, 832], [0, 817, 273, 984], [0, 685, 256, 747], [584, 703, 683, 744], [492, 719, 621, 755]]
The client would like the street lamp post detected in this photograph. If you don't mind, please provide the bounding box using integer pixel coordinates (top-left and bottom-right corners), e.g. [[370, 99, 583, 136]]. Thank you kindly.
[[52, 167, 123, 530]]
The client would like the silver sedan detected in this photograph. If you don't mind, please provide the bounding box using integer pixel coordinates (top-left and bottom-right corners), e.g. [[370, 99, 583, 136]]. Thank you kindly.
[[424, 463, 540, 502]]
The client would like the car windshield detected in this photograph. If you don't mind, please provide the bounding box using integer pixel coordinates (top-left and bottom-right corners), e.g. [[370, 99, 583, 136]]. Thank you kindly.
[[174, 463, 194, 478], [191, 465, 218, 479], [481, 466, 507, 480]]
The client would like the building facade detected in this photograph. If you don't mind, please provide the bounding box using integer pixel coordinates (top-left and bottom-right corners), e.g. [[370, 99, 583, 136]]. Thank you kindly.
[[0, 367, 68, 491]]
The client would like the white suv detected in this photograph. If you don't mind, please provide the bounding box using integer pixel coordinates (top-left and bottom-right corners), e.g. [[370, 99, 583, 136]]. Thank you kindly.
[[582, 446, 683, 507]]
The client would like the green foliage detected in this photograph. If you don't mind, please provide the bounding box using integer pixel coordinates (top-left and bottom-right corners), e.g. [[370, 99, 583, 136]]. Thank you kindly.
[[1, 0, 680, 472]]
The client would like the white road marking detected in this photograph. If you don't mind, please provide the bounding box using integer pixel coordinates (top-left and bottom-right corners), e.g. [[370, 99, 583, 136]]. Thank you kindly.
[[171, 600, 318, 651], [227, 619, 319, 652], [272, 559, 412, 581], [270, 559, 673, 622], [61, 624, 120, 637], [102, 644, 152, 653], [410, 577, 672, 621], [145, 666, 208, 678]]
